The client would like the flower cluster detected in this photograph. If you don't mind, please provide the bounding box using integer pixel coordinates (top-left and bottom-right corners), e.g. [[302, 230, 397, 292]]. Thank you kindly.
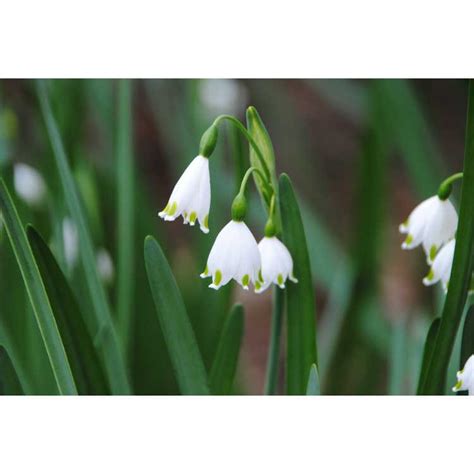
[[158, 122, 297, 294]]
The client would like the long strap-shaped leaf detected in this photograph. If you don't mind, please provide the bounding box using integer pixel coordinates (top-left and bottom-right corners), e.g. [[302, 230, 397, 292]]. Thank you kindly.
[[279, 173, 318, 395], [0, 346, 25, 395], [460, 306, 474, 372], [421, 82, 474, 394], [36, 80, 130, 394], [144, 236, 209, 395], [209, 304, 244, 395], [28, 226, 109, 395], [416, 318, 441, 395], [0, 180, 77, 395]]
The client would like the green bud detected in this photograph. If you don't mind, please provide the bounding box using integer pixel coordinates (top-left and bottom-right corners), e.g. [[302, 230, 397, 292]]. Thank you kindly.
[[264, 218, 276, 237], [231, 193, 247, 221], [199, 124, 219, 158], [437, 182, 452, 201]]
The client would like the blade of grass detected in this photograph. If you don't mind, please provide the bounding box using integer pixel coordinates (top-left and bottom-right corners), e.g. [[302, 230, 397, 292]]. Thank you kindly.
[[264, 287, 284, 395], [417, 318, 441, 394], [279, 173, 318, 395], [306, 364, 321, 395], [209, 304, 244, 395], [116, 80, 135, 357], [0, 179, 77, 395], [144, 236, 209, 395], [36, 80, 130, 394], [421, 81, 474, 394], [0, 345, 24, 395], [28, 226, 109, 395]]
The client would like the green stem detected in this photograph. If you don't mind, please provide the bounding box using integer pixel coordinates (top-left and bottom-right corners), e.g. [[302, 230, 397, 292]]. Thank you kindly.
[[437, 172, 463, 200], [264, 287, 284, 395], [238, 166, 270, 197], [213, 115, 271, 182], [421, 81, 474, 394]]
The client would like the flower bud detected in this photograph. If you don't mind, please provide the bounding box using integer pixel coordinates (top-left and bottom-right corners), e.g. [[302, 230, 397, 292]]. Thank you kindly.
[[199, 124, 219, 158], [231, 193, 247, 221]]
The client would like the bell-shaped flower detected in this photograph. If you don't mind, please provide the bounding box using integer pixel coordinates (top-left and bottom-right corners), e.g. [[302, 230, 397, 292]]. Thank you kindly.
[[452, 354, 474, 395], [200, 220, 261, 290], [400, 196, 457, 263], [423, 239, 455, 292], [159, 155, 211, 233], [14, 163, 46, 207], [255, 236, 298, 293]]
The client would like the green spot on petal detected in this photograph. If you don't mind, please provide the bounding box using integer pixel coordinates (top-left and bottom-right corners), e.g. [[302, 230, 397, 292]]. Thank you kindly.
[[258, 269, 263, 282], [404, 234, 413, 245], [203, 214, 209, 229], [255, 281, 261, 290], [168, 201, 177, 215], [189, 211, 197, 224], [454, 380, 463, 390], [202, 265, 208, 276], [277, 274, 284, 286], [242, 274, 250, 287], [214, 270, 222, 286], [425, 268, 434, 281], [429, 245, 437, 262]]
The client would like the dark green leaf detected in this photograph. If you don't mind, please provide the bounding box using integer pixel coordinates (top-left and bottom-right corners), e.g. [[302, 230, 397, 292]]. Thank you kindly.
[[0, 346, 24, 395], [306, 364, 321, 395], [144, 236, 209, 395], [36, 80, 130, 394], [460, 305, 474, 370], [279, 173, 318, 395], [209, 304, 244, 395], [0, 179, 77, 395], [417, 318, 441, 395], [27, 226, 109, 395]]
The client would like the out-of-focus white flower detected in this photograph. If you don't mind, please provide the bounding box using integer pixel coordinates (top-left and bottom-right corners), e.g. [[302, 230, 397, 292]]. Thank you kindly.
[[200, 220, 261, 290], [423, 239, 455, 292], [96, 248, 114, 285], [400, 196, 457, 264], [159, 155, 210, 233], [255, 236, 298, 293], [452, 354, 474, 395], [63, 217, 79, 268], [14, 163, 46, 206], [198, 79, 248, 116]]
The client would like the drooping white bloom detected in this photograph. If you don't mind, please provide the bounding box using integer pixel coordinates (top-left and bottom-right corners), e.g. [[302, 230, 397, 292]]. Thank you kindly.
[[14, 163, 46, 206], [96, 248, 114, 285], [400, 196, 458, 263], [452, 354, 474, 395], [423, 239, 455, 292], [200, 220, 261, 290], [255, 236, 298, 293], [63, 217, 79, 268], [159, 155, 210, 233]]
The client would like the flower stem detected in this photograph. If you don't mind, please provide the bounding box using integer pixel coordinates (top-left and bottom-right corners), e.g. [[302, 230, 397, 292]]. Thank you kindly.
[[264, 287, 284, 395], [437, 172, 463, 200], [213, 114, 272, 182], [420, 81, 474, 394], [238, 166, 270, 197]]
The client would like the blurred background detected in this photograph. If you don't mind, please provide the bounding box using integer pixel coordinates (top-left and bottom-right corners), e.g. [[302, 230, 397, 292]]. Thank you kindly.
[[0, 79, 468, 394]]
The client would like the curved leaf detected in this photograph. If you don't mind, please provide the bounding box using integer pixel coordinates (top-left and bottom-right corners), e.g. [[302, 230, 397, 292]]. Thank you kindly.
[[0, 346, 24, 395], [0, 179, 77, 395], [279, 173, 318, 395], [144, 236, 209, 395], [27, 226, 109, 395], [417, 318, 441, 395], [209, 304, 244, 395]]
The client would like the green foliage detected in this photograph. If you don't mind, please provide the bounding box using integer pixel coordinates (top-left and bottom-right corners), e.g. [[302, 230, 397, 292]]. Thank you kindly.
[[209, 304, 244, 395], [279, 173, 318, 395], [306, 364, 321, 395], [0, 346, 24, 395], [144, 236, 209, 395]]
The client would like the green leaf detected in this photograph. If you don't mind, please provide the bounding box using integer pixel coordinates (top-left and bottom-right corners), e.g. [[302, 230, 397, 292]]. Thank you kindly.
[[0, 346, 24, 395], [36, 80, 130, 394], [417, 318, 441, 395], [279, 173, 318, 395], [246, 106, 277, 210], [306, 364, 321, 395], [420, 81, 474, 394], [144, 236, 209, 395], [0, 179, 77, 395], [460, 305, 474, 369], [209, 304, 244, 395], [27, 226, 109, 395], [116, 80, 135, 356]]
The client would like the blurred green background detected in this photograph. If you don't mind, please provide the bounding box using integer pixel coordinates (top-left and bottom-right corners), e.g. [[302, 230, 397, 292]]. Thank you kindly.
[[0, 79, 468, 394]]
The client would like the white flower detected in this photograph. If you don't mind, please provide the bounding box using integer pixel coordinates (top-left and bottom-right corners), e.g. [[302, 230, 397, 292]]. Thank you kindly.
[[63, 217, 79, 268], [400, 196, 457, 264], [200, 220, 261, 290], [14, 163, 46, 206], [423, 239, 455, 292], [452, 354, 474, 395], [255, 236, 298, 293], [96, 248, 114, 284], [159, 155, 210, 233]]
